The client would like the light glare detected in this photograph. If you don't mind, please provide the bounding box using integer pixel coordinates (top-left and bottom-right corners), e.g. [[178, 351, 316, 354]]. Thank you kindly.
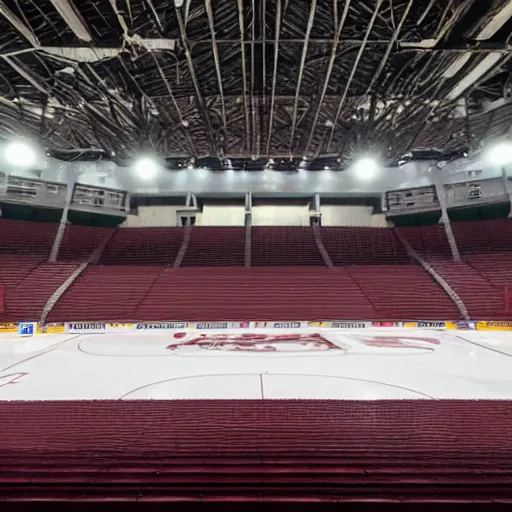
[[486, 142, 512, 166], [353, 156, 378, 180], [134, 156, 158, 179], [5, 141, 37, 167]]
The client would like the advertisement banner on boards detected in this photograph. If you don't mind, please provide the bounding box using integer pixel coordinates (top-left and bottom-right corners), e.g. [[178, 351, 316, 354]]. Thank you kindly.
[[476, 321, 512, 331], [40, 322, 66, 334], [331, 321, 368, 329], [372, 321, 403, 328], [106, 323, 137, 332], [66, 322, 106, 334], [454, 320, 477, 330], [0, 323, 18, 334], [272, 322, 305, 328], [416, 321, 446, 329], [135, 322, 188, 331], [195, 322, 229, 329]]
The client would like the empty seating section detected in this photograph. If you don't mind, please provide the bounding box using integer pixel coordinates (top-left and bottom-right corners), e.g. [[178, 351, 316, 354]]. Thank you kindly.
[[0, 255, 41, 321], [0, 219, 57, 257], [453, 219, 512, 254], [5, 218, 512, 323], [347, 266, 460, 320], [401, 220, 512, 260], [251, 227, 324, 265], [58, 225, 114, 261], [431, 261, 503, 318], [4, 262, 78, 321], [48, 266, 164, 322], [465, 253, 512, 288], [182, 227, 245, 266], [134, 267, 376, 321], [321, 227, 409, 265], [100, 227, 184, 265], [398, 225, 452, 260]]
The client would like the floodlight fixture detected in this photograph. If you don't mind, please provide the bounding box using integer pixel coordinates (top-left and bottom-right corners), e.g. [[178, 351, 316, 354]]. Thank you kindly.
[[352, 156, 378, 180], [134, 156, 159, 179], [486, 141, 512, 166], [4, 141, 37, 167]]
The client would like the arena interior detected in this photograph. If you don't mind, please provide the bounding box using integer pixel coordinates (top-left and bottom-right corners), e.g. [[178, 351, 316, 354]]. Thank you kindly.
[[1, 0, 512, 509]]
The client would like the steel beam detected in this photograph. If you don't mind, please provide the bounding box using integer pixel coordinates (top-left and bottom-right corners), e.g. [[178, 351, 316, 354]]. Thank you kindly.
[[49, 0, 92, 42]]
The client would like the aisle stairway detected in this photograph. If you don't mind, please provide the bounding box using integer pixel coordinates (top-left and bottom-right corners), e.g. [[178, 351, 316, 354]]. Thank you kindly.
[[4, 262, 78, 321], [347, 265, 461, 320], [59, 225, 114, 261], [100, 228, 184, 265], [432, 261, 503, 318], [48, 265, 164, 322], [398, 225, 452, 260], [322, 227, 409, 265]]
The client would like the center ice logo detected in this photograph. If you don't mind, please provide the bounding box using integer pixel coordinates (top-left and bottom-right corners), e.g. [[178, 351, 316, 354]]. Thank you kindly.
[[166, 333, 441, 354], [167, 333, 342, 353]]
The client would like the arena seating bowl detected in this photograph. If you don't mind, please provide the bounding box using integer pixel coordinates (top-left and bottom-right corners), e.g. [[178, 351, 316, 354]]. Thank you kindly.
[[1, 218, 512, 323]]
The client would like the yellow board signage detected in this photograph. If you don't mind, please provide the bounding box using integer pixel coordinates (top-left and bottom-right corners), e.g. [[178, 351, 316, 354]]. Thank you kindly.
[[308, 321, 329, 327], [41, 323, 66, 334], [107, 323, 135, 330], [0, 323, 18, 333], [476, 321, 512, 331]]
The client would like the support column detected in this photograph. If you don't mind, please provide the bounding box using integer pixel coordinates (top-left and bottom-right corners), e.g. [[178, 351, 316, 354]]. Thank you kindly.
[[310, 193, 321, 227], [182, 192, 198, 226], [434, 165, 460, 262], [245, 192, 252, 267], [49, 182, 73, 262]]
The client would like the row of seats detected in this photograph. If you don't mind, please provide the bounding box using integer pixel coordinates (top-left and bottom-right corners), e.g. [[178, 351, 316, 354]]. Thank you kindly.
[[2, 218, 512, 265], [399, 219, 512, 259], [47, 266, 460, 322], [4, 400, 507, 502], [0, 256, 78, 322], [0, 257, 509, 322], [0, 219, 412, 266], [431, 260, 505, 319]]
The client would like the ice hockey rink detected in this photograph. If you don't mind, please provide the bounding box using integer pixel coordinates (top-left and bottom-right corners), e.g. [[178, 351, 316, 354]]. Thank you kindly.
[[1, 327, 512, 400]]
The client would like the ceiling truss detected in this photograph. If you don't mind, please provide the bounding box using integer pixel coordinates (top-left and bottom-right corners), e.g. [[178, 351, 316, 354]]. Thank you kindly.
[[0, 0, 509, 165]]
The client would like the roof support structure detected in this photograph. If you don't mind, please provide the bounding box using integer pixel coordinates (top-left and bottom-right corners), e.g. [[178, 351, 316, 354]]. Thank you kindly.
[[48, 0, 92, 42], [249, 0, 258, 155], [365, 0, 414, 96], [265, 0, 282, 155], [302, 0, 352, 156], [205, 0, 227, 133], [236, 0, 250, 153], [150, 54, 199, 158], [175, 5, 217, 154], [289, 0, 316, 152], [326, 0, 384, 152], [0, 1, 38, 47], [2, 55, 50, 96]]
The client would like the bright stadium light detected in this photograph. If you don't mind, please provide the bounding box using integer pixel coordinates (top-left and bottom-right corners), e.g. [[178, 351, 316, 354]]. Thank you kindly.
[[134, 156, 159, 179], [4, 141, 37, 167], [352, 156, 378, 180], [486, 142, 512, 166]]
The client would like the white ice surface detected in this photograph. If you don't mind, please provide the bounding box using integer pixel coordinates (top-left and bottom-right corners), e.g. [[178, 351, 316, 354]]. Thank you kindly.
[[0, 328, 512, 400]]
